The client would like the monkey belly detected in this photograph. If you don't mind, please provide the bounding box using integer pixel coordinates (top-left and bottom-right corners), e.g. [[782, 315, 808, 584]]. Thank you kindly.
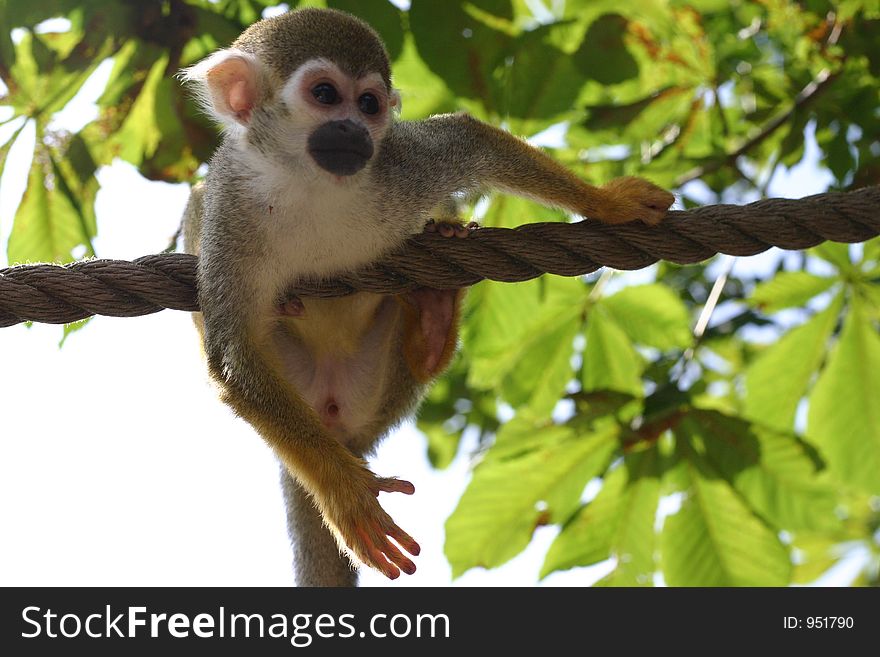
[[271, 295, 400, 447], [301, 355, 363, 435]]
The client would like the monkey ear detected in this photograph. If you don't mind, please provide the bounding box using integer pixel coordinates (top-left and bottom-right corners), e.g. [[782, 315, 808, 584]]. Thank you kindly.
[[181, 49, 262, 129], [389, 89, 402, 114]]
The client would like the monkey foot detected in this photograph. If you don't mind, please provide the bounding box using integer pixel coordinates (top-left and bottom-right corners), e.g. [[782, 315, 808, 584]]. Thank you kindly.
[[355, 516, 421, 579], [278, 296, 305, 317], [424, 219, 479, 238], [336, 475, 420, 579]]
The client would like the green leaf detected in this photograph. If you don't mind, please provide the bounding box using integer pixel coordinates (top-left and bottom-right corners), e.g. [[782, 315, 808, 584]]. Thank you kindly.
[[409, 0, 513, 106], [541, 447, 660, 583], [810, 242, 854, 272], [482, 192, 569, 229], [499, 24, 587, 121], [744, 293, 843, 430], [7, 24, 112, 119], [445, 421, 617, 577], [582, 306, 644, 397], [95, 39, 145, 108], [422, 423, 462, 470], [808, 296, 880, 493], [600, 283, 692, 350], [327, 0, 405, 61], [59, 317, 91, 346], [107, 53, 167, 167], [860, 283, 880, 322], [583, 86, 687, 131], [111, 62, 204, 181], [791, 534, 840, 584], [0, 119, 25, 181], [7, 144, 89, 264], [660, 455, 792, 586], [465, 276, 583, 389], [685, 410, 838, 531], [749, 271, 837, 313], [863, 236, 880, 267], [392, 35, 456, 119], [573, 14, 639, 84], [502, 311, 580, 416]]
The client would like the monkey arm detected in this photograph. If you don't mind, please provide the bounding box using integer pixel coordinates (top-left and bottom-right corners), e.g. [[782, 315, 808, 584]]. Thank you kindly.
[[378, 113, 673, 225]]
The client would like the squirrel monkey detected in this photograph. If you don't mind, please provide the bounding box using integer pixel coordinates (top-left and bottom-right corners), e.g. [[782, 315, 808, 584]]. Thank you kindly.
[[181, 8, 674, 586]]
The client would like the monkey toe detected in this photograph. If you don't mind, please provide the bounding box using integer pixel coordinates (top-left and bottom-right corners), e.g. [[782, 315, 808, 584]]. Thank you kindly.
[[397, 556, 417, 576], [387, 524, 420, 556], [379, 535, 417, 575], [362, 535, 401, 579], [453, 223, 476, 238], [374, 476, 415, 496], [354, 515, 417, 578], [424, 219, 479, 239]]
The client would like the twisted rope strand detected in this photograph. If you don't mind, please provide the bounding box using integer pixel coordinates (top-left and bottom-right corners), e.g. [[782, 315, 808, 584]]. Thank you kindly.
[[0, 186, 877, 328]]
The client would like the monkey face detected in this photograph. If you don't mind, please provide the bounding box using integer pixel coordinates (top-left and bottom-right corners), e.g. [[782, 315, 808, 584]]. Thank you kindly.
[[283, 58, 398, 177], [185, 46, 398, 178]]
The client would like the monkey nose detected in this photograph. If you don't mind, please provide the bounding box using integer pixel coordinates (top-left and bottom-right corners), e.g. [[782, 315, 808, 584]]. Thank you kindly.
[[307, 120, 374, 176]]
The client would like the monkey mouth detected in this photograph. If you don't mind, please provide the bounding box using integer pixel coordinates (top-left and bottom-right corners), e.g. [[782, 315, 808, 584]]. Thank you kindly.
[[307, 120, 374, 176]]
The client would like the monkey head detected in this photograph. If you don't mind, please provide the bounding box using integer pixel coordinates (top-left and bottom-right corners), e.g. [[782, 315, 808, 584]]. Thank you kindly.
[[182, 8, 399, 178]]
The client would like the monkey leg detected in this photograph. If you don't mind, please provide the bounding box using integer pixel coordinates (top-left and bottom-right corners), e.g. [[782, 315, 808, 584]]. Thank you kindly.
[[256, 403, 421, 581], [206, 329, 420, 580], [280, 467, 358, 587]]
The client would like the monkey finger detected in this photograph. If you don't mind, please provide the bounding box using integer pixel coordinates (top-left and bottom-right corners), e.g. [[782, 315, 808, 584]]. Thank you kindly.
[[374, 477, 415, 496]]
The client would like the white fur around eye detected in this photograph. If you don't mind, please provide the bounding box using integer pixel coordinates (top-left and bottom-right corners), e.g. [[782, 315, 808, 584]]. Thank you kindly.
[[279, 58, 341, 110]]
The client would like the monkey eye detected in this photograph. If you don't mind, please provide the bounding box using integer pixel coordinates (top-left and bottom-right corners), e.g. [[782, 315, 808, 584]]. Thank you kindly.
[[358, 93, 380, 115], [312, 83, 339, 105]]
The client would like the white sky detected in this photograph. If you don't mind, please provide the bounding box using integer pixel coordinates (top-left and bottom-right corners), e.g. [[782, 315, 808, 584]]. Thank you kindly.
[[0, 12, 853, 587]]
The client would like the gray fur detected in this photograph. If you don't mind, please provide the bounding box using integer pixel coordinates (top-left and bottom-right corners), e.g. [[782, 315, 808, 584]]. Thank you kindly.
[[281, 470, 358, 587], [234, 8, 391, 89]]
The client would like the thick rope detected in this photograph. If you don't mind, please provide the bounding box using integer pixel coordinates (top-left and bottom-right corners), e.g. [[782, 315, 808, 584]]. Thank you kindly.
[[0, 186, 877, 328]]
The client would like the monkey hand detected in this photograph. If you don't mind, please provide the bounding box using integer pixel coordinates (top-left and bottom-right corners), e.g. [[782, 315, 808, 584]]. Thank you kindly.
[[327, 470, 421, 579], [593, 176, 674, 225]]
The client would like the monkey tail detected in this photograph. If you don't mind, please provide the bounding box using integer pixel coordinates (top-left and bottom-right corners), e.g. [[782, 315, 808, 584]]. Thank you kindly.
[[279, 467, 359, 587]]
